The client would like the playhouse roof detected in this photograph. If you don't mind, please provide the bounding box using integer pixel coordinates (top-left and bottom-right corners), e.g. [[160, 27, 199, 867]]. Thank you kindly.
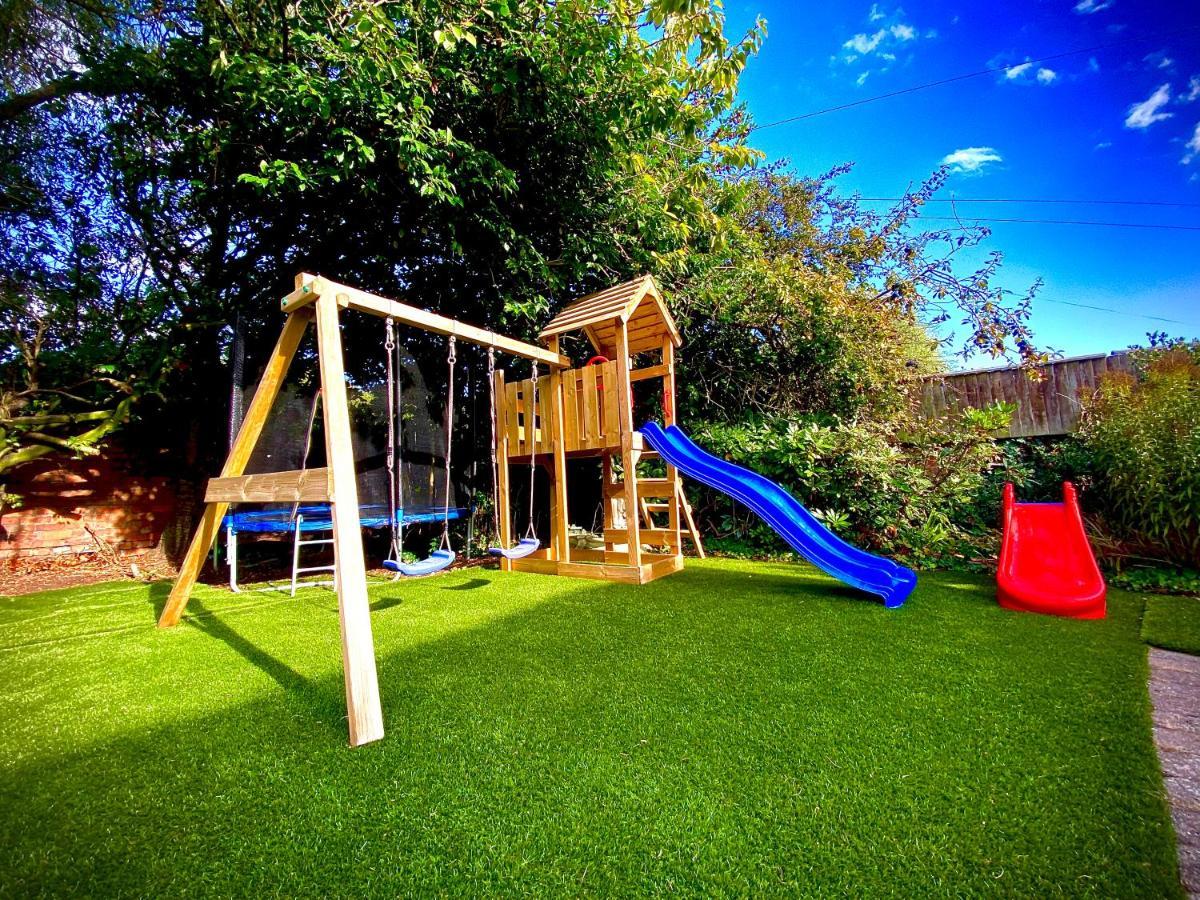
[[539, 275, 680, 356]]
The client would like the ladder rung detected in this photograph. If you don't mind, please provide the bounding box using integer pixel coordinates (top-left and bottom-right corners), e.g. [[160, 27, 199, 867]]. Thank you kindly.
[[604, 528, 678, 545], [296, 565, 336, 574], [644, 502, 671, 512], [297, 537, 335, 545], [603, 479, 674, 499]]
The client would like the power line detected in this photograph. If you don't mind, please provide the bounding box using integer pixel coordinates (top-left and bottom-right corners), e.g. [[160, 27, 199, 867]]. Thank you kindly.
[[856, 197, 1200, 209], [917, 215, 1200, 231], [753, 24, 1200, 130], [1036, 297, 1200, 328]]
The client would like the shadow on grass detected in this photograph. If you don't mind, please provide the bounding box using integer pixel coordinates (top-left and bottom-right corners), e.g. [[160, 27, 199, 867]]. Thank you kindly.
[[145, 581, 330, 731], [441, 578, 490, 592]]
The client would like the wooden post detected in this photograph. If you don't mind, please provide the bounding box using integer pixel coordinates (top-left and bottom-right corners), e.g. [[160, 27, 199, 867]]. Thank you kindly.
[[158, 307, 313, 627], [315, 291, 384, 747], [546, 337, 570, 563], [493, 368, 513, 572], [614, 322, 641, 567]]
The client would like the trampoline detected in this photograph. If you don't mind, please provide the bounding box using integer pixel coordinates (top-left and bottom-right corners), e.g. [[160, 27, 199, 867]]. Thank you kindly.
[[222, 504, 468, 594]]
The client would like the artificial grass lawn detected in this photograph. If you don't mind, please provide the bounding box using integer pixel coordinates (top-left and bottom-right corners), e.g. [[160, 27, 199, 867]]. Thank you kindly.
[[1142, 592, 1200, 657], [0, 559, 1183, 896]]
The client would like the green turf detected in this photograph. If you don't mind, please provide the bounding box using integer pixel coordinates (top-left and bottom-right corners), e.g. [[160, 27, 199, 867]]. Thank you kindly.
[[1142, 592, 1200, 656], [0, 560, 1183, 896]]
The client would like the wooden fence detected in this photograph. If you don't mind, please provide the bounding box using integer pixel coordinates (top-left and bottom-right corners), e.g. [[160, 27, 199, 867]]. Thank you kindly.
[[918, 352, 1133, 438]]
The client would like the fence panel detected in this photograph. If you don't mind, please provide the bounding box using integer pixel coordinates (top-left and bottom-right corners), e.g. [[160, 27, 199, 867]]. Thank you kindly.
[[917, 352, 1133, 437]]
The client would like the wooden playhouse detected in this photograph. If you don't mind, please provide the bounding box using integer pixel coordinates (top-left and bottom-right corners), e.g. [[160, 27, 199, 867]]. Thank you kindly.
[[492, 275, 703, 584]]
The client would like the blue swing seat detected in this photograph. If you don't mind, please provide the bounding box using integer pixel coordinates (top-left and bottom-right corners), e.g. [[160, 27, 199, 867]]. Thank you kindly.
[[488, 538, 541, 560], [384, 548, 456, 577]]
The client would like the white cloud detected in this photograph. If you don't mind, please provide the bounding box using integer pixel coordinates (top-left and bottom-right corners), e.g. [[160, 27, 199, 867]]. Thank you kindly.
[[1125, 84, 1174, 129], [1094, 141, 1113, 150], [1184, 76, 1200, 103], [1183, 122, 1200, 165], [844, 29, 886, 55], [1001, 60, 1056, 86], [837, 6, 924, 74], [856, 71, 870, 86], [941, 146, 1003, 174], [1074, 0, 1114, 13], [1088, 57, 1101, 73], [1144, 50, 1174, 71]]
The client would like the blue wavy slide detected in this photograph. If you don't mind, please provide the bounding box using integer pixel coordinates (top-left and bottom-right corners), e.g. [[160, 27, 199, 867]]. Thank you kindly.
[[640, 422, 917, 608]]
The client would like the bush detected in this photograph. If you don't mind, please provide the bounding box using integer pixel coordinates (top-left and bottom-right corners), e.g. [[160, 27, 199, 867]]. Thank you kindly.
[[1079, 343, 1200, 568], [691, 403, 1010, 569]]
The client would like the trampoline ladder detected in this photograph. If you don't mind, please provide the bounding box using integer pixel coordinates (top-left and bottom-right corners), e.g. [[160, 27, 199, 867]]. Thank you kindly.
[[291, 518, 336, 597]]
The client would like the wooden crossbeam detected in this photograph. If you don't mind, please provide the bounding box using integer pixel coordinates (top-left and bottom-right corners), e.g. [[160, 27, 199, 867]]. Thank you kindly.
[[285, 275, 570, 369], [629, 364, 668, 383], [204, 468, 330, 503]]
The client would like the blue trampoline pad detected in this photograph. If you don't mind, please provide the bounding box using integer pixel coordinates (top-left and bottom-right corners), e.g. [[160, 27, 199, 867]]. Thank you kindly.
[[224, 504, 467, 534]]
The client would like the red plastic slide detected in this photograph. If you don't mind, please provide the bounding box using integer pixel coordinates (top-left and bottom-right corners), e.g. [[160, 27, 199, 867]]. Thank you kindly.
[[997, 482, 1106, 619]]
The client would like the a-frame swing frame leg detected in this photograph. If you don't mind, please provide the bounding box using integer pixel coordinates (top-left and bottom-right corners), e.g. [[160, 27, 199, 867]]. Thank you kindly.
[[314, 291, 384, 746], [158, 307, 314, 627], [158, 292, 385, 747]]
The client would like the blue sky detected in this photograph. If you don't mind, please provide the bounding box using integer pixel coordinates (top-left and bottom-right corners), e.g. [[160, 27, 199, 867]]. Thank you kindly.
[[723, 0, 1200, 366]]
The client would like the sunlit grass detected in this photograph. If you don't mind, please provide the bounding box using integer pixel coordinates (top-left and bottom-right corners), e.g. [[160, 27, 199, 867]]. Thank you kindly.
[[0, 559, 1183, 896]]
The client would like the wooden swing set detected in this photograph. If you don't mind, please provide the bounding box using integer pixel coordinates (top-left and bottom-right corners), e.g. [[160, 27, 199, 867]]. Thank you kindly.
[[160, 272, 702, 746]]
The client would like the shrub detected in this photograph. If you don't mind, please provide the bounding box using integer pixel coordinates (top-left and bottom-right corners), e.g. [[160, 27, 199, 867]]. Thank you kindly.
[[691, 403, 1010, 569], [1079, 342, 1200, 567]]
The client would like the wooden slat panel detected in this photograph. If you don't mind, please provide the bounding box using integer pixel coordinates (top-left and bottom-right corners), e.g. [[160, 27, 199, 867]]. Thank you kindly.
[[521, 377, 536, 456], [505, 381, 521, 453], [582, 365, 600, 448], [563, 368, 579, 450], [537, 374, 552, 454], [205, 468, 330, 503], [602, 361, 620, 447]]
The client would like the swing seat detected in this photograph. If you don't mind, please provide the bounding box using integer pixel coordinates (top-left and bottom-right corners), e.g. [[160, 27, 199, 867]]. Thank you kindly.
[[488, 538, 541, 560], [384, 549, 456, 577]]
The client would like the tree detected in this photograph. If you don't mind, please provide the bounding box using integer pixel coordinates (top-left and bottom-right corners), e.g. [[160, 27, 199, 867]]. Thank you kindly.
[[670, 165, 1042, 424], [1, 0, 764, 499]]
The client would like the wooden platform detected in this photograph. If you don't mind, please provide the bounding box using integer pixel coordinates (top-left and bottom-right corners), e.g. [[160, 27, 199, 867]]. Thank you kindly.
[[508, 551, 683, 584]]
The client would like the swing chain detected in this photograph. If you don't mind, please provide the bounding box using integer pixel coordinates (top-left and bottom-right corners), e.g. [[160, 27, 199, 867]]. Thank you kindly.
[[440, 336, 457, 551], [383, 317, 403, 562], [526, 361, 538, 540], [487, 349, 500, 546]]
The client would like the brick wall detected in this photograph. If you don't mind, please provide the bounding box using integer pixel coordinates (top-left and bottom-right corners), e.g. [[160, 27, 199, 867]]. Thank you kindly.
[[0, 450, 177, 562]]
